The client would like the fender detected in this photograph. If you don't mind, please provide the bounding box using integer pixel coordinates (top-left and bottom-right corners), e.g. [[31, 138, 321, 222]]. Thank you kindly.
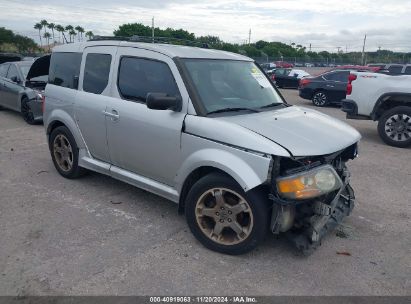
[[45, 108, 86, 149], [371, 92, 411, 120], [175, 133, 272, 194]]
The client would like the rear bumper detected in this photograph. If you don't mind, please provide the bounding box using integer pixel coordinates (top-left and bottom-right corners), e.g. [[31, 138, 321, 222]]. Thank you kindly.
[[341, 99, 358, 115], [341, 99, 370, 120]]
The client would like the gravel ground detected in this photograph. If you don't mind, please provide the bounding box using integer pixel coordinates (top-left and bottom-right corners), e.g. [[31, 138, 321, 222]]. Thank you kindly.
[[0, 90, 409, 296]]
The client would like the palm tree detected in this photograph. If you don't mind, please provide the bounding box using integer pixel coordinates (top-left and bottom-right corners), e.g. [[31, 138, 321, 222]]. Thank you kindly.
[[47, 23, 55, 43], [40, 19, 48, 36], [75, 26, 85, 41], [43, 32, 51, 51], [34, 23, 43, 46], [65, 25, 74, 42], [85, 31, 94, 40], [69, 29, 77, 43], [55, 25, 65, 43]]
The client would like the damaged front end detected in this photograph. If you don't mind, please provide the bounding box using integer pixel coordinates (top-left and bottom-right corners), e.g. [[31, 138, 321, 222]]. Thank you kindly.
[[269, 143, 358, 255]]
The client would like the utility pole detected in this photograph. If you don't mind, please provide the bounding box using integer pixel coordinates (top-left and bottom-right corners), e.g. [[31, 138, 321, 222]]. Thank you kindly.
[[309, 43, 311, 51], [337, 46, 341, 53], [361, 34, 367, 65], [248, 28, 251, 45], [152, 16, 154, 43]]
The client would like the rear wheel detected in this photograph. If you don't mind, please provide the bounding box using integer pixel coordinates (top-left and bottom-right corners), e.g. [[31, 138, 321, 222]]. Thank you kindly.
[[312, 91, 328, 107], [49, 126, 87, 178], [185, 173, 269, 255], [378, 106, 411, 148], [21, 97, 36, 125]]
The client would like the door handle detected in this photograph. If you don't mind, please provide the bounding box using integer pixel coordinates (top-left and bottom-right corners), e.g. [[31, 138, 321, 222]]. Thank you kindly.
[[103, 110, 120, 120]]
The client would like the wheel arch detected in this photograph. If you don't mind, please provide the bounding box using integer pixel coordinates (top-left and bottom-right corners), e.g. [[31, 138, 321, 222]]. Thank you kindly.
[[371, 93, 411, 121], [45, 110, 85, 149], [176, 149, 272, 214]]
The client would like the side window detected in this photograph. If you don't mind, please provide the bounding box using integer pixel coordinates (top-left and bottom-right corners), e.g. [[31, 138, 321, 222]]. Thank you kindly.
[[388, 65, 403, 74], [0, 64, 9, 77], [404, 66, 411, 75], [6, 65, 19, 81], [83, 53, 112, 94], [324, 71, 348, 82], [49, 52, 82, 89], [118, 57, 180, 102]]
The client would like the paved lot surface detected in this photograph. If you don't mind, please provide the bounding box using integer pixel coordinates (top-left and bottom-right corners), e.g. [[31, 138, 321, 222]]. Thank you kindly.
[[0, 90, 410, 296]]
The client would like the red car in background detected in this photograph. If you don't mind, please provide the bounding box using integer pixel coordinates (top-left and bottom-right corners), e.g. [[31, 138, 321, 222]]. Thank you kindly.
[[274, 61, 294, 68]]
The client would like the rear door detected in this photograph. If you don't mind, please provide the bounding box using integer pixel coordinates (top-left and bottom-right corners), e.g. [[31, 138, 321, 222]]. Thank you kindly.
[[0, 64, 10, 108], [323, 71, 349, 102], [75, 46, 117, 163]]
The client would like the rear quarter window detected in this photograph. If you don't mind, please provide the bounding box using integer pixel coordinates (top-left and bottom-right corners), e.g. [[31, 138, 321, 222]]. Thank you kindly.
[[49, 52, 82, 89], [0, 64, 9, 77], [404, 66, 411, 75]]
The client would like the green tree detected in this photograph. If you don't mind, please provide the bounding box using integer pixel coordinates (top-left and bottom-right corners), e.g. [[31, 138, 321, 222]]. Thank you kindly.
[[47, 23, 55, 43], [69, 29, 77, 42], [34, 23, 43, 46], [55, 25, 65, 43], [43, 32, 51, 50], [85, 31, 94, 40], [65, 25, 74, 42], [40, 19, 48, 36], [75, 26, 84, 41]]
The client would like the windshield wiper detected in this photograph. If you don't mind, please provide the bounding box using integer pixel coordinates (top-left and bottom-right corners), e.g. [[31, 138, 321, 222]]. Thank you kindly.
[[207, 107, 261, 115], [259, 103, 284, 109]]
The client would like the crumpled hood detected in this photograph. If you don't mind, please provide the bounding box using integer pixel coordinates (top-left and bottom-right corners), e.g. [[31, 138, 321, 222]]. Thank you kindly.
[[216, 106, 361, 156]]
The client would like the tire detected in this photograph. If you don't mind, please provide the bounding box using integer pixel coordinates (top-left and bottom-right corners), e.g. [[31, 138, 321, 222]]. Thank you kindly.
[[377, 106, 411, 148], [185, 173, 269, 255], [49, 126, 87, 178], [312, 91, 328, 107], [21, 96, 36, 125]]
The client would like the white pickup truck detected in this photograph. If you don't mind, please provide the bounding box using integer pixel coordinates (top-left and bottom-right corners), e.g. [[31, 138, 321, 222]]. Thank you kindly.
[[342, 72, 411, 148]]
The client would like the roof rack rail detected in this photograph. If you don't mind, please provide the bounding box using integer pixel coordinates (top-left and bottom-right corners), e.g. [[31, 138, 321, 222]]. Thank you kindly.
[[90, 35, 209, 48]]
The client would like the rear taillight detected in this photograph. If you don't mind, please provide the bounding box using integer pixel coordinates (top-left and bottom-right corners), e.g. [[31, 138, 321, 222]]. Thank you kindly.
[[271, 74, 275, 81], [346, 74, 357, 95], [41, 95, 45, 113], [299, 78, 311, 87]]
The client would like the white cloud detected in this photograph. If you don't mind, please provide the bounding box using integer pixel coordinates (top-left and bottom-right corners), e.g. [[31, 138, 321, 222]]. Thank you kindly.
[[1, 0, 410, 51]]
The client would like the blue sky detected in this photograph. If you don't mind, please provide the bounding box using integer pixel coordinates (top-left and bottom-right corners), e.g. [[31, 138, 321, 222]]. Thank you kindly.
[[1, 0, 411, 52]]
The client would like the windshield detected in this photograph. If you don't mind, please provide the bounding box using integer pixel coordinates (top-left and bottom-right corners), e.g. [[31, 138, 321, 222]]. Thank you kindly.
[[181, 59, 283, 114]]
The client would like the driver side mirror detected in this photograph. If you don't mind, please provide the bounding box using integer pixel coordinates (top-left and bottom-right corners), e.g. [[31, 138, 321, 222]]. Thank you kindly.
[[146, 93, 182, 111]]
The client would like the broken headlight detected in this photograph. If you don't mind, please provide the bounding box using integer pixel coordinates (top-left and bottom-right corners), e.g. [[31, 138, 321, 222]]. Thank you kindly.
[[276, 165, 342, 200]]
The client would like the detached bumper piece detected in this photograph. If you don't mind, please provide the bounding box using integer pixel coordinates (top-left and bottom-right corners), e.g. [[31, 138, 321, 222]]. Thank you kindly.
[[285, 184, 355, 255]]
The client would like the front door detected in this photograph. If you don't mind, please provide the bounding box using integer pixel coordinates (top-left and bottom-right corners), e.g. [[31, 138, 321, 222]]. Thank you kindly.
[[3, 64, 22, 111], [106, 48, 189, 186], [75, 46, 118, 163]]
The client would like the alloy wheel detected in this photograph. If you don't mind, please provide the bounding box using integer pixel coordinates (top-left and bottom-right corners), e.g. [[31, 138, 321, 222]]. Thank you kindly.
[[384, 113, 411, 142], [195, 188, 254, 245], [53, 134, 74, 172], [313, 92, 327, 106]]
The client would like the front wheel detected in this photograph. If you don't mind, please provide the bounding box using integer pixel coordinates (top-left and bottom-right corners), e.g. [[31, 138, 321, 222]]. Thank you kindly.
[[377, 106, 411, 148], [21, 97, 36, 125], [312, 91, 328, 107], [185, 173, 269, 255]]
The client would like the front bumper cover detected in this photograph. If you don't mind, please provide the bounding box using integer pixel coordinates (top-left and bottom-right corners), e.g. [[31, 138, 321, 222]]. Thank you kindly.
[[271, 165, 355, 255]]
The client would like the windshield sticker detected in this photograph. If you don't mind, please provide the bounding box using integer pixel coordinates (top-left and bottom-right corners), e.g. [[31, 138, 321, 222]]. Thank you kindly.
[[251, 67, 271, 88]]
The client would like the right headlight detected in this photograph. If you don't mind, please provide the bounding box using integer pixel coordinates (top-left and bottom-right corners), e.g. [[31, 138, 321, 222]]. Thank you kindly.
[[276, 165, 342, 200]]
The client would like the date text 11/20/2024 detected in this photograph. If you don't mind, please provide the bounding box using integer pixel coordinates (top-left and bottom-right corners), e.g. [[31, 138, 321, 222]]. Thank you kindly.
[[149, 296, 257, 303]]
